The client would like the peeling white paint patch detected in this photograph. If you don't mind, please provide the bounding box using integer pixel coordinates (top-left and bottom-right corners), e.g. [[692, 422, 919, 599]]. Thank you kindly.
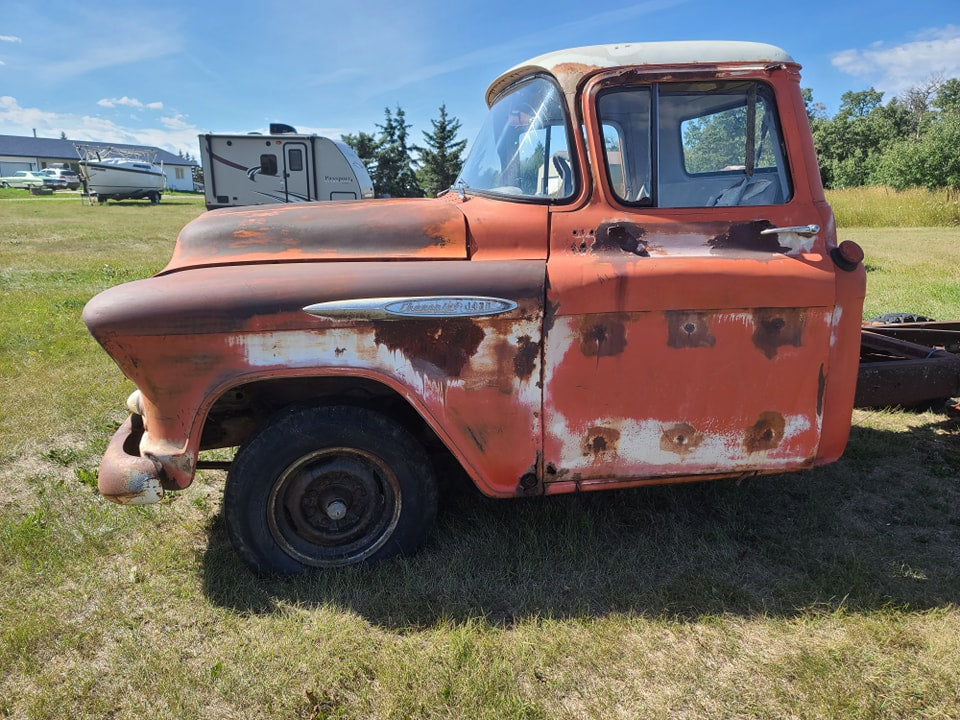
[[541, 319, 578, 388], [829, 305, 843, 348], [227, 329, 449, 404], [227, 321, 542, 407], [548, 412, 815, 476], [779, 232, 816, 255]]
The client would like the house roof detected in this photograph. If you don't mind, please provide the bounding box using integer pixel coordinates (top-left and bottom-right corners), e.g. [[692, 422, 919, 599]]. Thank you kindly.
[[0, 134, 197, 166]]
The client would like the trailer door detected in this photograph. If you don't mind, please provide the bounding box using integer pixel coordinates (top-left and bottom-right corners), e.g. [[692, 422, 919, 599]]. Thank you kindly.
[[283, 142, 310, 201]]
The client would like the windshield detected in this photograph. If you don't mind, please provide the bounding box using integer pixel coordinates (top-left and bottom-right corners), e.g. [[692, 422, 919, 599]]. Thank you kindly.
[[457, 76, 574, 200]]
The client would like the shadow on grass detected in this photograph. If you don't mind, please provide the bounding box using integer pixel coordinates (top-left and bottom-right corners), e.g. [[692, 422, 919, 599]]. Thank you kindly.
[[200, 414, 960, 627], [97, 200, 200, 207]]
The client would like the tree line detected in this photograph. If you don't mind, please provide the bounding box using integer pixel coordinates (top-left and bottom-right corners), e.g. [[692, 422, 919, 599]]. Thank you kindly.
[[343, 104, 467, 198], [807, 76, 960, 191], [346, 75, 960, 199]]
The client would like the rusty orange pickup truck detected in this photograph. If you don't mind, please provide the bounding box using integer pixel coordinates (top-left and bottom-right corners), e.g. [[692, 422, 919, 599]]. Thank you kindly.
[[84, 41, 866, 575]]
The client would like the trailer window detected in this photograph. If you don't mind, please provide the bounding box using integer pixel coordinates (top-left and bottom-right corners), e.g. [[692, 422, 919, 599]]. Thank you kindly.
[[288, 149, 304, 172], [259, 154, 278, 176]]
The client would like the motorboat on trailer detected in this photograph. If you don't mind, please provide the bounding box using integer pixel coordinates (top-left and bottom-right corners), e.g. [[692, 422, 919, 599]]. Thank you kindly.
[[77, 146, 166, 203]]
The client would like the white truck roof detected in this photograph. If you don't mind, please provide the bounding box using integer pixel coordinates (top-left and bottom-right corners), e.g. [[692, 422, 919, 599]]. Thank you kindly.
[[486, 41, 795, 105]]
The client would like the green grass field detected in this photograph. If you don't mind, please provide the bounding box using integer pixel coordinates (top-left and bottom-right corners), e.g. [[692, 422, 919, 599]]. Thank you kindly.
[[1, 190, 958, 719]]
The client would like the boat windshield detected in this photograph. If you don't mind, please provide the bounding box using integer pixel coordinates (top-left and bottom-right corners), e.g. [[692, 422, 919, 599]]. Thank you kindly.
[[456, 76, 574, 200]]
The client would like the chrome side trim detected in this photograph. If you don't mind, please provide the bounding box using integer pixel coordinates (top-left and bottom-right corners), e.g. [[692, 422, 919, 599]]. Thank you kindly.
[[304, 296, 518, 320]]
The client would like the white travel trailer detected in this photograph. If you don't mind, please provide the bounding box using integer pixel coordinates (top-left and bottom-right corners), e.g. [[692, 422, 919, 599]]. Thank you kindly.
[[199, 124, 374, 209]]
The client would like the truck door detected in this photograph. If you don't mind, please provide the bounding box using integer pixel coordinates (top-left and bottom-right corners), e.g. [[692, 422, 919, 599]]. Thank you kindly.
[[283, 142, 311, 201], [542, 76, 837, 490]]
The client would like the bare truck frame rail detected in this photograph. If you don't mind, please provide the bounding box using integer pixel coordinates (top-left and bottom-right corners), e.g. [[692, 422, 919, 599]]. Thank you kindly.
[[857, 320, 960, 409]]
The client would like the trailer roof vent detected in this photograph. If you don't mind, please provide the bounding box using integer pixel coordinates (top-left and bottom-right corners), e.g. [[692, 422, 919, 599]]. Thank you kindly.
[[269, 123, 298, 135]]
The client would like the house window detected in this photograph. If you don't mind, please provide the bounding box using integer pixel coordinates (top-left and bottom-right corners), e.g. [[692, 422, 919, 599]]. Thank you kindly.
[[175, 167, 185, 179]]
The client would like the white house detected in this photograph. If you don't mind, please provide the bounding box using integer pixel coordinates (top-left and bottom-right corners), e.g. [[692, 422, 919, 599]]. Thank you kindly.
[[0, 134, 198, 192]]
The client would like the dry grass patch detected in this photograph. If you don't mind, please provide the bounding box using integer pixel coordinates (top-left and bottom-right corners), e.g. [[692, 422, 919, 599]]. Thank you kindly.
[[828, 186, 960, 227]]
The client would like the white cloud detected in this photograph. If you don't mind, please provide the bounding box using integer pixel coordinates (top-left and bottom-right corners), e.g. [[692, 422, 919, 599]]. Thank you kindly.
[[831, 25, 960, 95], [98, 96, 164, 110], [0, 96, 200, 156], [160, 113, 191, 131], [0, 35, 22, 43]]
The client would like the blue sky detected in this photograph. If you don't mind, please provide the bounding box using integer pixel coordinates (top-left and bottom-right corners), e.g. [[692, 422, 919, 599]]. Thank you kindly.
[[2, 1, 958, 158]]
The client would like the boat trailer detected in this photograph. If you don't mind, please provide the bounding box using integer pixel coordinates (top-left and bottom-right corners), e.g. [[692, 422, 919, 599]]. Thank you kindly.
[[856, 318, 960, 409]]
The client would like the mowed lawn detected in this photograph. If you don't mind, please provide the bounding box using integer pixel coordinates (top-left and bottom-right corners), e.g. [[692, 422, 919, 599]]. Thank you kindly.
[[1, 191, 958, 719]]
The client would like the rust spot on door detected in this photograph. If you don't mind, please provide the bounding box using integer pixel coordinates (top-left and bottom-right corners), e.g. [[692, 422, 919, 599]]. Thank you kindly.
[[373, 318, 485, 378], [513, 335, 539, 380], [543, 300, 560, 334], [659, 423, 704, 456], [752, 308, 805, 358], [594, 222, 649, 256], [708, 220, 778, 252], [516, 454, 541, 495], [581, 426, 621, 459], [579, 315, 627, 357], [743, 411, 785, 452], [666, 311, 716, 349]]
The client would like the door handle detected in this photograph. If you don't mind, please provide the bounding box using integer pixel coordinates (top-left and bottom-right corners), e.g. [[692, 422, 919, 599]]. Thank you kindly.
[[760, 224, 820, 238]]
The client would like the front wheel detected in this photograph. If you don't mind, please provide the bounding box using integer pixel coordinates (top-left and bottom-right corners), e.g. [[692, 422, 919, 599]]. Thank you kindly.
[[224, 405, 438, 575]]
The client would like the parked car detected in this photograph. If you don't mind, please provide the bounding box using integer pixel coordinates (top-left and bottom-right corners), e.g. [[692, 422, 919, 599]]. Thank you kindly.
[[0, 170, 67, 190], [41, 167, 81, 190], [85, 41, 866, 575]]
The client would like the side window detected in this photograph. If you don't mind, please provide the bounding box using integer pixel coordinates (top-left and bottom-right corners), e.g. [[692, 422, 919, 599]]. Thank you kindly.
[[259, 154, 278, 176], [598, 82, 791, 208], [598, 90, 652, 205]]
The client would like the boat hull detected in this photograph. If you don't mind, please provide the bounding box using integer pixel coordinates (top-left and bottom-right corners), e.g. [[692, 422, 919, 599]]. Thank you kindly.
[[85, 162, 165, 201]]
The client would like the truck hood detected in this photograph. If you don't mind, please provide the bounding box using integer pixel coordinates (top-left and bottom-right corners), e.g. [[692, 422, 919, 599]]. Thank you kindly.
[[162, 198, 467, 273]]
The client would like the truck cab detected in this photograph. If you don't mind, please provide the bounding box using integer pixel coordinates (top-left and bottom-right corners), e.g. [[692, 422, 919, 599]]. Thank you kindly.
[[84, 42, 865, 575]]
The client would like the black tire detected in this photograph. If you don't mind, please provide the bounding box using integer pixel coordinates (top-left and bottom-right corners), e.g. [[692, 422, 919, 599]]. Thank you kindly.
[[224, 405, 438, 575], [148, 191, 160, 204]]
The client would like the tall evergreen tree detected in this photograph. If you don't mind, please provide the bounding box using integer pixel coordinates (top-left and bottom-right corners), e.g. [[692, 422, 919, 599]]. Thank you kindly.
[[373, 106, 421, 198], [416, 104, 468, 197], [341, 131, 379, 177]]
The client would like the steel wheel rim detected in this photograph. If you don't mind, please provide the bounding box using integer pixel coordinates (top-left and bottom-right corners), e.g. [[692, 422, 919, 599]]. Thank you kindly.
[[267, 447, 401, 567]]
